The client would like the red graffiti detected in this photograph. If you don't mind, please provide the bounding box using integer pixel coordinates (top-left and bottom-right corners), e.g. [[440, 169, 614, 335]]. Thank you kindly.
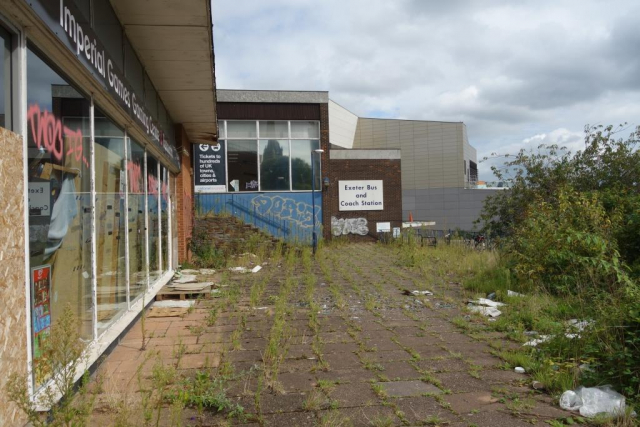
[[148, 174, 159, 196], [161, 180, 169, 203], [127, 160, 143, 194], [28, 104, 89, 168]]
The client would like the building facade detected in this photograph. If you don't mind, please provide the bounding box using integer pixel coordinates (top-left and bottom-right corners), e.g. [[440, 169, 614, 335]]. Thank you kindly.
[[0, 1, 216, 423], [329, 101, 500, 231], [195, 90, 329, 242]]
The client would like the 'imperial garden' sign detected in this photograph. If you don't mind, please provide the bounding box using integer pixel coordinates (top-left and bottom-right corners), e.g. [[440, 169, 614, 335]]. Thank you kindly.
[[339, 180, 384, 211]]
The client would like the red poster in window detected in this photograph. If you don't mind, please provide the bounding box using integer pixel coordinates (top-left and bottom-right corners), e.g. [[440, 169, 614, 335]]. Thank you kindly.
[[31, 265, 51, 359]]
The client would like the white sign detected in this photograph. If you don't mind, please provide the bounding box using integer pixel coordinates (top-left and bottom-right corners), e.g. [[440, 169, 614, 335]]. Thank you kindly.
[[339, 180, 383, 211], [376, 222, 391, 232], [28, 182, 51, 217]]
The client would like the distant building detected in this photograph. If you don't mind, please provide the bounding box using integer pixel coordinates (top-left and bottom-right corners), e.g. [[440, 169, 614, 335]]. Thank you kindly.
[[194, 90, 500, 244]]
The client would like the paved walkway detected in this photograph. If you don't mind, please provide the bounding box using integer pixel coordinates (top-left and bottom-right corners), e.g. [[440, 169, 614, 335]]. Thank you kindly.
[[91, 243, 569, 426]]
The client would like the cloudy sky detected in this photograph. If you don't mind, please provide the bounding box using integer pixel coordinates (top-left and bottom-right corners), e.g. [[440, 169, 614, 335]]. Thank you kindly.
[[212, 0, 640, 179]]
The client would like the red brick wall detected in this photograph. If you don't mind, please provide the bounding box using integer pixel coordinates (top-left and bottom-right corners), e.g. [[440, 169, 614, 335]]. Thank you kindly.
[[323, 155, 402, 240], [175, 125, 194, 262]]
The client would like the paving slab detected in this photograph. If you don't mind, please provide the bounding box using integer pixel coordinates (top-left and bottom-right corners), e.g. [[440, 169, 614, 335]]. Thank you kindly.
[[378, 380, 442, 397]]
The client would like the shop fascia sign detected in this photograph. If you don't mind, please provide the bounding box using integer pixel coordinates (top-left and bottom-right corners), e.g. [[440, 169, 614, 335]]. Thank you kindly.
[[26, 0, 180, 169], [339, 180, 384, 211]]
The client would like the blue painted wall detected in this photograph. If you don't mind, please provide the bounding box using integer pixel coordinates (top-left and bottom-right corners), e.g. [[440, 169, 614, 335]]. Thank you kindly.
[[195, 192, 322, 243]]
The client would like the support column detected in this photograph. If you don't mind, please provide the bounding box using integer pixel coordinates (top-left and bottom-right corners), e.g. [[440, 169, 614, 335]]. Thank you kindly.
[[174, 125, 194, 263]]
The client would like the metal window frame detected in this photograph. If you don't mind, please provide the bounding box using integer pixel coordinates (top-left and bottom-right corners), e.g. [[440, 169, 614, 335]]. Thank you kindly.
[[223, 119, 321, 194]]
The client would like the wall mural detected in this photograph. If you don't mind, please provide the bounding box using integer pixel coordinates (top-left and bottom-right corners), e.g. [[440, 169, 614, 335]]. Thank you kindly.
[[195, 192, 322, 243], [252, 194, 318, 229], [331, 216, 369, 236]]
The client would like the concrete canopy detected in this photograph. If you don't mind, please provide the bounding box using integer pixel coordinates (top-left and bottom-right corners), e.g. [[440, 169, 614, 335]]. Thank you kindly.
[[110, 0, 218, 144]]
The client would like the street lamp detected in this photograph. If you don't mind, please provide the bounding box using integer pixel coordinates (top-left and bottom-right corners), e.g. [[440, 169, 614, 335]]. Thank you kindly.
[[311, 148, 324, 255]]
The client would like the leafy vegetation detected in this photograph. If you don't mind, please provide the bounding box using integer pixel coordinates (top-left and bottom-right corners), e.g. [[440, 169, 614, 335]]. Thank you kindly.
[[477, 124, 640, 403]]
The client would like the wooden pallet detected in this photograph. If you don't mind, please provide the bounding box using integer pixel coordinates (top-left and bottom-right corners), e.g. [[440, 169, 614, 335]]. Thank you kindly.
[[155, 286, 212, 301]]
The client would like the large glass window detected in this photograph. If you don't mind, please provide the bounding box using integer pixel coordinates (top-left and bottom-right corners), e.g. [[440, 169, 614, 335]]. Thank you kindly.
[[161, 166, 169, 272], [94, 112, 127, 334], [128, 138, 147, 300], [291, 140, 321, 190], [1, 26, 11, 130], [27, 47, 93, 383], [222, 120, 321, 192], [171, 174, 178, 269], [227, 140, 258, 192], [259, 139, 289, 191], [147, 155, 161, 283], [228, 121, 256, 138]]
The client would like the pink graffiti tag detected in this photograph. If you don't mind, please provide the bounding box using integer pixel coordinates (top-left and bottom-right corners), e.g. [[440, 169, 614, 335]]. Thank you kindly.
[[148, 174, 159, 196], [28, 104, 89, 168], [127, 161, 143, 194]]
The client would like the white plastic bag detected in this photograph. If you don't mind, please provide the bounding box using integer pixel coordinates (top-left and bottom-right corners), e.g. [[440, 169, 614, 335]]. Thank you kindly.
[[560, 390, 583, 412], [559, 386, 626, 418]]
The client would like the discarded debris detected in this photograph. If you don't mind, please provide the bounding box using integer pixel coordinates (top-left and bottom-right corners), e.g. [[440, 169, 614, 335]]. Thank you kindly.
[[524, 330, 539, 336], [532, 381, 545, 391], [507, 290, 525, 297], [402, 289, 434, 296], [523, 335, 551, 347], [168, 282, 213, 292], [229, 265, 262, 274], [173, 274, 197, 284], [487, 292, 497, 300], [199, 268, 216, 275], [468, 305, 502, 318], [153, 300, 195, 308], [468, 298, 505, 308], [560, 386, 626, 418], [567, 319, 593, 332], [514, 367, 526, 374], [180, 269, 200, 274]]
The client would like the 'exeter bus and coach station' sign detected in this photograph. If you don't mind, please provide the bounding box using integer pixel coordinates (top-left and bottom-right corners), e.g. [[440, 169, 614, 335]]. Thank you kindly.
[[339, 180, 384, 211]]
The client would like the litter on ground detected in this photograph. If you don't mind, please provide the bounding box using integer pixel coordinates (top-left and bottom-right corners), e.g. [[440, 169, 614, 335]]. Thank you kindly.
[[559, 386, 626, 418], [468, 305, 502, 317], [468, 298, 505, 308], [173, 274, 197, 284], [514, 367, 526, 373], [507, 290, 525, 297]]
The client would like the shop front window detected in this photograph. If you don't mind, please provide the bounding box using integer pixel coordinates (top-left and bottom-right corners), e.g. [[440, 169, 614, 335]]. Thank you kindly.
[[1, 26, 12, 129], [291, 140, 320, 190], [147, 155, 161, 283], [128, 138, 147, 299], [259, 139, 289, 191], [161, 166, 169, 272], [171, 174, 178, 268], [94, 111, 127, 334], [227, 140, 258, 192], [27, 47, 93, 383], [223, 120, 320, 192]]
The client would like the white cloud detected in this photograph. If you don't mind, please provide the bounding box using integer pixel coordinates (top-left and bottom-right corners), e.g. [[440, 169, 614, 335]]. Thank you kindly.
[[213, 0, 640, 181]]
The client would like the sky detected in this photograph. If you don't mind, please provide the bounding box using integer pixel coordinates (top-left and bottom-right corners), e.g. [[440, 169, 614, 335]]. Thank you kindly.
[[212, 0, 640, 180]]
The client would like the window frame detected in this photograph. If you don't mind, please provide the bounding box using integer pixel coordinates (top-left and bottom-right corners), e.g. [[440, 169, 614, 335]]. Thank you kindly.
[[222, 119, 321, 193]]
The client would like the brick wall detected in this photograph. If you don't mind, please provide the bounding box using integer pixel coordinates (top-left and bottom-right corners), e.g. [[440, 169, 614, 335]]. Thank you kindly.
[[322, 155, 402, 240], [175, 125, 194, 262]]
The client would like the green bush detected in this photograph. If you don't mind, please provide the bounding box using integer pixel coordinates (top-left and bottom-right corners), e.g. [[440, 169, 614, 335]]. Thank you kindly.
[[510, 186, 631, 295]]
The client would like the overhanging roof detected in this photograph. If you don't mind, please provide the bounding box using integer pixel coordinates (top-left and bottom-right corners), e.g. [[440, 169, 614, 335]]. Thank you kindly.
[[110, 0, 218, 144]]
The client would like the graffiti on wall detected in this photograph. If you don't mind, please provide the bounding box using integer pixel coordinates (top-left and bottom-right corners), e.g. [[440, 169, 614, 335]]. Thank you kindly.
[[28, 104, 89, 168], [331, 216, 368, 236], [252, 194, 320, 229]]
